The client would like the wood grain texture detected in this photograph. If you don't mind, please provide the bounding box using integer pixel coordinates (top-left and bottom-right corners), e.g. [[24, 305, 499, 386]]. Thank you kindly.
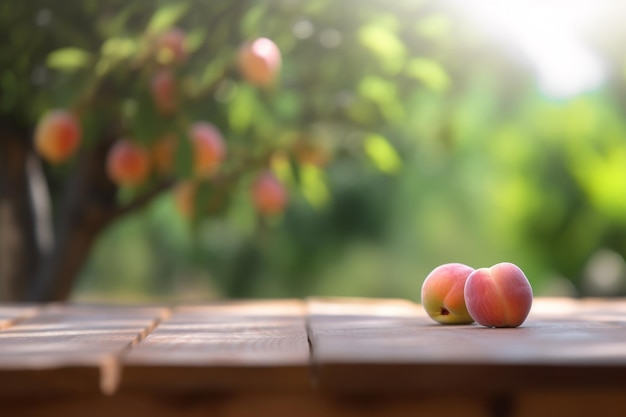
[[0, 304, 166, 395], [120, 300, 310, 393], [1, 297, 626, 404], [307, 297, 626, 393]]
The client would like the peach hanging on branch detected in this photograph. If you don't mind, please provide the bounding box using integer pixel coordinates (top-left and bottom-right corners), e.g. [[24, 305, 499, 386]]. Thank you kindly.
[[237, 37, 282, 88], [189, 122, 226, 178], [106, 139, 151, 187], [153, 27, 188, 66], [251, 170, 288, 216], [150, 69, 179, 116], [35, 110, 82, 164]]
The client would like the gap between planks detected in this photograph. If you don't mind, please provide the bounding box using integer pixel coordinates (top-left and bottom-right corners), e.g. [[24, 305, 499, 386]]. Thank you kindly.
[[0, 303, 171, 396], [118, 300, 312, 393], [100, 306, 172, 395], [301, 297, 421, 388]]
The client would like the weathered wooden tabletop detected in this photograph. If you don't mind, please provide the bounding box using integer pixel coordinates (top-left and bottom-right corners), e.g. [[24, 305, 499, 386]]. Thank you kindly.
[[1, 297, 626, 417]]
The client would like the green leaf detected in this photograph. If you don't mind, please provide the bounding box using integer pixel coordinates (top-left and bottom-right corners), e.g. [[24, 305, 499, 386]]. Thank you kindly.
[[357, 76, 405, 123], [200, 59, 225, 89], [406, 58, 450, 93], [299, 164, 330, 209], [358, 76, 396, 104], [271, 153, 295, 185], [240, 4, 267, 37], [364, 134, 402, 175], [148, 3, 189, 33], [185, 28, 206, 53], [47, 48, 92, 71], [98, 3, 144, 37], [101, 37, 138, 60], [228, 86, 257, 133], [358, 23, 406, 74]]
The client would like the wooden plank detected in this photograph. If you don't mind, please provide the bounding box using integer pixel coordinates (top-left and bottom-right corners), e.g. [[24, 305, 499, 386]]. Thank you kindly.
[[0, 304, 165, 395], [307, 297, 626, 393], [0, 304, 39, 330], [119, 300, 311, 393]]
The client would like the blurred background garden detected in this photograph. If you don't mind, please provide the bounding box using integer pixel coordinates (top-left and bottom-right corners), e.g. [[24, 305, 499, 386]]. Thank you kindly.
[[2, 0, 626, 303]]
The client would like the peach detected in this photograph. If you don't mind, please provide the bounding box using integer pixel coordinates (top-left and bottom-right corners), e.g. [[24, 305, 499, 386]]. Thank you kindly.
[[152, 134, 177, 175], [174, 180, 196, 218], [421, 263, 475, 324], [251, 171, 288, 215], [237, 37, 281, 87], [464, 262, 533, 328], [35, 110, 81, 164], [106, 139, 151, 187], [189, 122, 226, 177], [155, 28, 187, 65], [150, 69, 178, 116]]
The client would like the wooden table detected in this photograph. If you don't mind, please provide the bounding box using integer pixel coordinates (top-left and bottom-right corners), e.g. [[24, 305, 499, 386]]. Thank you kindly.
[[1, 297, 626, 417]]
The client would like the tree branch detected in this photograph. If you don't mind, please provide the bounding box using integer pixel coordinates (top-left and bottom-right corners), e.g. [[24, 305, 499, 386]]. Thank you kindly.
[[108, 178, 176, 222]]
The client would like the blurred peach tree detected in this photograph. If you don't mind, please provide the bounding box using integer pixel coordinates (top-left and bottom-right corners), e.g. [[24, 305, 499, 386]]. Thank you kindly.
[[1, 0, 422, 301], [3, 0, 626, 302]]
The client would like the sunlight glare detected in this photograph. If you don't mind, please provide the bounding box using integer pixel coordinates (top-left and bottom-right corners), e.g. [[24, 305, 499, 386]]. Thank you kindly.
[[452, 0, 612, 99]]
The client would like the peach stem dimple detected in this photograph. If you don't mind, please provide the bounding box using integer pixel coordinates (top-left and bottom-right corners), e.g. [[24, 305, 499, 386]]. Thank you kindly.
[[440, 308, 449, 315]]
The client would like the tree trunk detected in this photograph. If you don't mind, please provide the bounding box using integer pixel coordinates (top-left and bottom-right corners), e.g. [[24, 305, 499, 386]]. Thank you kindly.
[[1, 123, 171, 302], [26, 138, 118, 302], [0, 129, 48, 301], [0, 123, 122, 302], [0, 127, 118, 302]]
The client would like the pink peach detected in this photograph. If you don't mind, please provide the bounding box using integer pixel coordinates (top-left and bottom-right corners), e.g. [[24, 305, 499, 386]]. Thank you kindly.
[[35, 110, 81, 164], [421, 263, 475, 324], [237, 37, 281, 87], [154, 28, 187, 66], [189, 122, 226, 178], [106, 139, 151, 187], [464, 262, 533, 328], [251, 171, 288, 216], [150, 69, 178, 116]]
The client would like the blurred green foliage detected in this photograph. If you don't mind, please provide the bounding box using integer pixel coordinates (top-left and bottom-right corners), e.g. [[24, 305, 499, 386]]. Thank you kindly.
[[4, 0, 626, 301]]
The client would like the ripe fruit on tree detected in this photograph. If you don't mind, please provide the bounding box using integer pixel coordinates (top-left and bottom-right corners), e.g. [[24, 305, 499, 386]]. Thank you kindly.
[[150, 69, 178, 116], [154, 28, 187, 66], [237, 37, 282, 87], [106, 140, 151, 187], [251, 171, 288, 216], [464, 262, 533, 328], [152, 134, 176, 175], [189, 122, 226, 178], [174, 180, 196, 218], [421, 263, 475, 324], [35, 110, 81, 164]]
